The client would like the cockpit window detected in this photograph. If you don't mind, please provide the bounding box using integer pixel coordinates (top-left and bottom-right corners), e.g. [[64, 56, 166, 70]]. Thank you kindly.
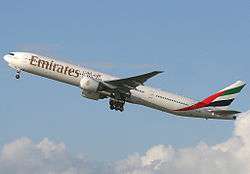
[[8, 53, 15, 56]]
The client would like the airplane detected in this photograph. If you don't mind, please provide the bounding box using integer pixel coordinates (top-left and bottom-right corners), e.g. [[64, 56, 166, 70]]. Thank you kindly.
[[3, 52, 246, 120]]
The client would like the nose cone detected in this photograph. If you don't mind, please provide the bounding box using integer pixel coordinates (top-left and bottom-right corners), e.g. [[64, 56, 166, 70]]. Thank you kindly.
[[3, 55, 11, 63]]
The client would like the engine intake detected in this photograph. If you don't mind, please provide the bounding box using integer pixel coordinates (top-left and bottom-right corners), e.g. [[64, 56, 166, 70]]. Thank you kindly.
[[80, 77, 100, 100], [80, 77, 100, 92]]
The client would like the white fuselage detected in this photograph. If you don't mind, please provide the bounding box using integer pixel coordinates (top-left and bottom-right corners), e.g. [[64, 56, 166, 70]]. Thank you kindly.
[[3, 52, 233, 120]]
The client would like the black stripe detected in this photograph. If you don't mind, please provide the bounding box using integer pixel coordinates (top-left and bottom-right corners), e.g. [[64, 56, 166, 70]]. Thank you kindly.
[[208, 99, 235, 107]]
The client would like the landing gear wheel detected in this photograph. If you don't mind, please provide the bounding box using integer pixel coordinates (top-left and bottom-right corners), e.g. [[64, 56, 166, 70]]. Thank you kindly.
[[119, 107, 124, 112], [110, 105, 115, 110], [15, 74, 20, 79], [109, 98, 125, 112], [15, 69, 21, 80]]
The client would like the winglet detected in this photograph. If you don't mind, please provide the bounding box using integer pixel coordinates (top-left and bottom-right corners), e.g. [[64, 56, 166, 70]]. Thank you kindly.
[[143, 71, 164, 80], [129, 71, 164, 84]]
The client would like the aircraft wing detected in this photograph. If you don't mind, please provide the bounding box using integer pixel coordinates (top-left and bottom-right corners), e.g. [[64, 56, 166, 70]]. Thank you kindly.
[[103, 71, 163, 92]]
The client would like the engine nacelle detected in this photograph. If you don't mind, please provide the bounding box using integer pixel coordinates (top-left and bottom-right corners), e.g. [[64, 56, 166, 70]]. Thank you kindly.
[[80, 77, 100, 92], [80, 77, 100, 100], [81, 90, 100, 100]]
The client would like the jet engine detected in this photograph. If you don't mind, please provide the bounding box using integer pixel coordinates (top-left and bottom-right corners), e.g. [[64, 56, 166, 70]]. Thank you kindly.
[[80, 77, 101, 100]]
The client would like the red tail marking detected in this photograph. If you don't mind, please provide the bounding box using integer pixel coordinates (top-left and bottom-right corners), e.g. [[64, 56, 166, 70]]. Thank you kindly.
[[176, 90, 225, 111]]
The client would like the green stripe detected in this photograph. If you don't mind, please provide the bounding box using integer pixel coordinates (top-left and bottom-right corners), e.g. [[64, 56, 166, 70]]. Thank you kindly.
[[222, 85, 245, 96]]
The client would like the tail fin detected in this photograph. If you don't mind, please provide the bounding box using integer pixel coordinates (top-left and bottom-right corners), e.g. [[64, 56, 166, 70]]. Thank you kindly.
[[207, 80, 246, 108], [176, 81, 246, 112]]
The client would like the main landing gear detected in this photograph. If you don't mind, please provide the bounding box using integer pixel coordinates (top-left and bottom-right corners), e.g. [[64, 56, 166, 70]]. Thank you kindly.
[[109, 98, 125, 112], [15, 69, 21, 80]]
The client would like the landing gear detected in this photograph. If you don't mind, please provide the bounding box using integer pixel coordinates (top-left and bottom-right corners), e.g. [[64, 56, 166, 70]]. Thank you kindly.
[[15, 74, 20, 79], [108, 91, 128, 112], [110, 104, 115, 110], [15, 69, 21, 80], [109, 98, 125, 112]]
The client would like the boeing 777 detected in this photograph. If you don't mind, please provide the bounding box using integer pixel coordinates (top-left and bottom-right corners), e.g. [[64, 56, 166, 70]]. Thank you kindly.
[[3, 52, 246, 120]]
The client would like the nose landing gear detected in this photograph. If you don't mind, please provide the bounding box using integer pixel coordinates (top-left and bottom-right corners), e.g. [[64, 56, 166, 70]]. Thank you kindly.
[[15, 70, 21, 80]]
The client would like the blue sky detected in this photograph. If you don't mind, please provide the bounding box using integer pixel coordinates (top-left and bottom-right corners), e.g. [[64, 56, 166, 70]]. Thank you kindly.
[[0, 0, 249, 162]]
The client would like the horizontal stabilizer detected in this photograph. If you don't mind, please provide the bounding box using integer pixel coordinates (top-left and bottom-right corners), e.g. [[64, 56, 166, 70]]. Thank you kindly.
[[213, 110, 241, 116]]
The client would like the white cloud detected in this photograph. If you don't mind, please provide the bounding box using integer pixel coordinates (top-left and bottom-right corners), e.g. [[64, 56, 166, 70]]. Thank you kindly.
[[114, 111, 250, 174], [0, 137, 95, 174], [1, 111, 250, 174]]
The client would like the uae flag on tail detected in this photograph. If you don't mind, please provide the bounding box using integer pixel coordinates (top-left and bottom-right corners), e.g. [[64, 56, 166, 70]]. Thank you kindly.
[[208, 81, 246, 107]]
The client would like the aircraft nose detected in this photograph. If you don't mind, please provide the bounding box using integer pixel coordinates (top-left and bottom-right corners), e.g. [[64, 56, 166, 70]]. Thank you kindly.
[[3, 54, 11, 63]]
